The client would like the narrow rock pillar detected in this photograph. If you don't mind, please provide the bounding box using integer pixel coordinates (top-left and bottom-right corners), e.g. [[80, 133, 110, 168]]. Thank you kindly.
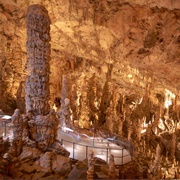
[[25, 4, 51, 115], [57, 75, 71, 128], [61, 75, 67, 102]]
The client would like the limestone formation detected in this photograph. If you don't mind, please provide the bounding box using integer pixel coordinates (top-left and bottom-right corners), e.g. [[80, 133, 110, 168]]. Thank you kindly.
[[152, 144, 161, 176], [0, 0, 179, 179], [57, 75, 71, 128], [25, 4, 51, 116], [0, 136, 4, 153], [87, 150, 95, 180], [108, 154, 117, 179], [70, 84, 78, 120], [78, 77, 91, 129], [33, 110, 59, 150], [10, 109, 23, 157], [0, 4, 71, 179]]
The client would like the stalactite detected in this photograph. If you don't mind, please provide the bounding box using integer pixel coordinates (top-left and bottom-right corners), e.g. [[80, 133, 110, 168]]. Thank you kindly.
[[118, 117, 124, 136], [99, 80, 112, 125], [70, 58, 75, 71], [122, 95, 126, 120]]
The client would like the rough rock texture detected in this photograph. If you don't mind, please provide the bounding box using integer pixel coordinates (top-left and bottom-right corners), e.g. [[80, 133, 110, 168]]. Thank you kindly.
[[25, 4, 50, 115], [57, 75, 71, 128], [0, 1, 179, 178], [0, 4, 72, 178], [0, 0, 179, 113], [3, 145, 71, 179], [10, 109, 23, 156], [30, 110, 59, 150]]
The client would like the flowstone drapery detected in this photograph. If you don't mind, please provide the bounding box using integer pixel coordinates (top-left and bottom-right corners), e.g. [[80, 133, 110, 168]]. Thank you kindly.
[[25, 4, 50, 116]]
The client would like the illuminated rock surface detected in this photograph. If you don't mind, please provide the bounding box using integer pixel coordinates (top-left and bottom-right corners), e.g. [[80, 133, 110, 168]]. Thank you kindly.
[[0, 0, 179, 179]]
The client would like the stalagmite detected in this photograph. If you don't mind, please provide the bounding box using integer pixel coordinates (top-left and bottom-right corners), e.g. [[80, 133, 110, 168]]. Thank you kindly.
[[109, 154, 117, 179], [61, 75, 68, 102], [127, 124, 133, 141], [171, 133, 176, 160], [152, 144, 161, 176], [87, 150, 95, 180], [70, 84, 78, 120], [25, 4, 51, 115], [57, 75, 71, 127], [79, 77, 91, 129], [8, 109, 23, 157], [0, 1, 179, 179]]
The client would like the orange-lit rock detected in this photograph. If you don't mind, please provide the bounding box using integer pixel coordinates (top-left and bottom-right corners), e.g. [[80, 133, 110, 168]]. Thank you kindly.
[[0, 0, 179, 179]]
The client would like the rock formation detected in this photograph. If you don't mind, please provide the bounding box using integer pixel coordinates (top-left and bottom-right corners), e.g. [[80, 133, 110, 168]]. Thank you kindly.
[[87, 150, 95, 180], [25, 4, 50, 116], [0, 0, 179, 179], [57, 75, 71, 128], [0, 4, 71, 179], [108, 154, 118, 179]]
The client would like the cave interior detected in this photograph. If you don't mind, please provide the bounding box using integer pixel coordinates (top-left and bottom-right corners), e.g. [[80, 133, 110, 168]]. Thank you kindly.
[[0, 0, 180, 179]]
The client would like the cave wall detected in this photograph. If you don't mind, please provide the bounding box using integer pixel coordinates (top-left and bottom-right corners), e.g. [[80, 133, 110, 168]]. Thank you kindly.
[[0, 1, 179, 178], [0, 0, 179, 124]]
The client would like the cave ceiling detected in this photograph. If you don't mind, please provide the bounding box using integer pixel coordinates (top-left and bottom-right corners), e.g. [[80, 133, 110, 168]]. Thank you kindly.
[[0, 0, 180, 111]]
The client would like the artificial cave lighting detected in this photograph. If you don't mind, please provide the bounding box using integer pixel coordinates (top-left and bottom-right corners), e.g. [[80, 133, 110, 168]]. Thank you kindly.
[[0, 0, 180, 180], [52, 103, 57, 112]]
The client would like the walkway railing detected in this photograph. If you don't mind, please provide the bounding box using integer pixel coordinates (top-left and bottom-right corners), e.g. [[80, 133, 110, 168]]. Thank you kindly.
[[0, 118, 12, 137], [0, 120, 133, 165], [60, 138, 133, 165]]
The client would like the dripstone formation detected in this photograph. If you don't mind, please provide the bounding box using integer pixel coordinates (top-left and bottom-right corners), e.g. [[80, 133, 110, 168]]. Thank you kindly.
[[57, 75, 71, 128], [25, 4, 60, 150], [25, 4, 50, 116], [0, 5, 71, 179]]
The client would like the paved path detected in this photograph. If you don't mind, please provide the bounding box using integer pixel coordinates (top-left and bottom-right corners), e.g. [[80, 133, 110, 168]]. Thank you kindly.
[[0, 119, 132, 165], [58, 129, 132, 165]]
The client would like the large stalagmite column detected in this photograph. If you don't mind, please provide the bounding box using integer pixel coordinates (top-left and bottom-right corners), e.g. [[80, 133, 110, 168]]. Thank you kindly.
[[25, 4, 51, 115]]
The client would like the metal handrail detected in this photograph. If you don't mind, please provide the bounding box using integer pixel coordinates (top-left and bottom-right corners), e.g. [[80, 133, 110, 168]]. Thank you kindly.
[[0, 122, 133, 165], [60, 138, 133, 165]]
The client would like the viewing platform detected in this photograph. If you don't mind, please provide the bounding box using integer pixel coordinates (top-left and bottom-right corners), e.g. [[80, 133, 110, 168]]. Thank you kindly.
[[0, 116, 133, 165]]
